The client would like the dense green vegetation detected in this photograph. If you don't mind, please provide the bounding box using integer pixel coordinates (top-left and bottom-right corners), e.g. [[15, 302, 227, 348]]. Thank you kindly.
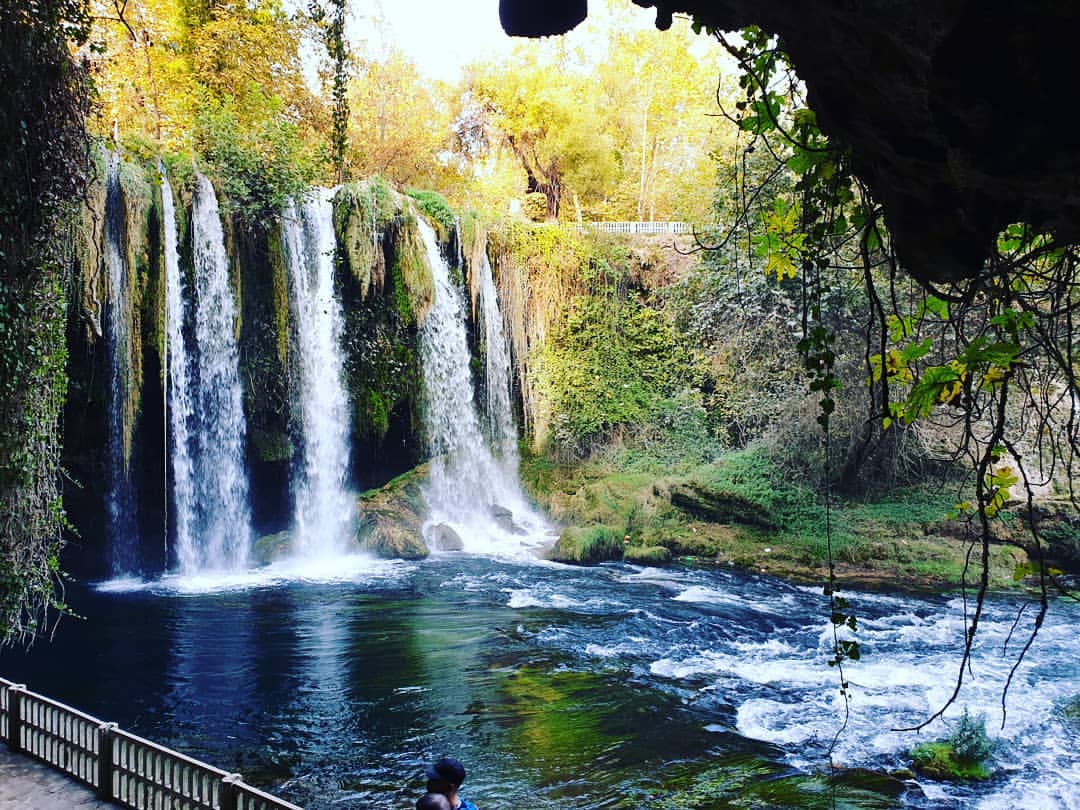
[[910, 709, 994, 780], [0, 1, 92, 646]]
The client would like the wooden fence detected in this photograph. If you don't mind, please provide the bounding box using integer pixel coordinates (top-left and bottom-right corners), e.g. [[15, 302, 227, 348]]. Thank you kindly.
[[1, 677, 303, 810]]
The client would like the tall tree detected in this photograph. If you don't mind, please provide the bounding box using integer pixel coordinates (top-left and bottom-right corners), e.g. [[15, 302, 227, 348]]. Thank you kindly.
[[597, 21, 723, 222], [309, 0, 349, 183], [463, 45, 618, 220], [347, 47, 454, 189]]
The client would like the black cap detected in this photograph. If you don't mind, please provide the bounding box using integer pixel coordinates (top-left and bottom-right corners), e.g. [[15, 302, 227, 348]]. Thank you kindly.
[[425, 756, 466, 787]]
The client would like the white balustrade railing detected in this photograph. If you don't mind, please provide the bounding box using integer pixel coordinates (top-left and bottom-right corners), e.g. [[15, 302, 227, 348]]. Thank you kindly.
[[565, 221, 694, 234], [1, 676, 303, 810]]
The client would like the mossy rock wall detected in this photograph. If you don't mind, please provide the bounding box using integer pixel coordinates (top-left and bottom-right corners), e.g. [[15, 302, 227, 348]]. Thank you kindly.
[[233, 217, 293, 535], [488, 222, 590, 448], [61, 161, 454, 571], [62, 153, 167, 575], [334, 181, 431, 490]]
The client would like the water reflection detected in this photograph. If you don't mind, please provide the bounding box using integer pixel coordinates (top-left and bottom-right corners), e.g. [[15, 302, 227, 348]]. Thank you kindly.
[[1, 558, 1077, 809], [164, 592, 261, 761]]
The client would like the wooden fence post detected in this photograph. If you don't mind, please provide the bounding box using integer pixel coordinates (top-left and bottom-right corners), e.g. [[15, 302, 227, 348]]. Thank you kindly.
[[6, 684, 25, 752], [96, 722, 117, 801]]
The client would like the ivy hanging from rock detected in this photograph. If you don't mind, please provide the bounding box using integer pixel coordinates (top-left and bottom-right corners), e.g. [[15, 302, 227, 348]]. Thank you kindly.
[[697, 20, 1078, 734], [0, 0, 93, 647]]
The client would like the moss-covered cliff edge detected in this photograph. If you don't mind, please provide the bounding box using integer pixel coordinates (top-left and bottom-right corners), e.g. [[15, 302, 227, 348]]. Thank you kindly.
[[62, 155, 449, 574]]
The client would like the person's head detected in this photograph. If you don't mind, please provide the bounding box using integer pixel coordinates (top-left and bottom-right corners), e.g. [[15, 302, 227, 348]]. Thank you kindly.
[[424, 756, 466, 802], [416, 792, 452, 810]]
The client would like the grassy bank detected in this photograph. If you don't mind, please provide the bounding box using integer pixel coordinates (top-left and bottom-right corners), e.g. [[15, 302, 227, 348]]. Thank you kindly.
[[522, 446, 1031, 591]]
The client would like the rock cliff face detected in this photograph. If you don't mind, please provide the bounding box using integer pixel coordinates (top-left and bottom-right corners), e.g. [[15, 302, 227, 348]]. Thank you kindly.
[[501, 0, 1080, 285]]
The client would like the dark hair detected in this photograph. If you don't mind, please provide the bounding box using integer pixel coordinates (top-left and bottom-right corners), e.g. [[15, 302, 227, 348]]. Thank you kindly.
[[424, 756, 466, 787], [416, 792, 451, 810]]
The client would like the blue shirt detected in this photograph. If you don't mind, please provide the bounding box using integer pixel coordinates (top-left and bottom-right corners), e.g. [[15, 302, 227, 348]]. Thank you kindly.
[[457, 800, 479, 810]]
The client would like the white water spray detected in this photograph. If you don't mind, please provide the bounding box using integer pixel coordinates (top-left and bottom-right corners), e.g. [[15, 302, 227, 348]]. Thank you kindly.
[[416, 218, 550, 555], [104, 150, 139, 575], [281, 188, 355, 556], [160, 169, 196, 572], [166, 172, 252, 573]]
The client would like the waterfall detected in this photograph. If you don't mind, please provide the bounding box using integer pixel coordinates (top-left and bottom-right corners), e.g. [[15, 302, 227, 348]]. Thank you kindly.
[[167, 172, 252, 574], [478, 250, 519, 469], [104, 150, 139, 576], [281, 188, 355, 556], [416, 218, 549, 555], [160, 169, 196, 572]]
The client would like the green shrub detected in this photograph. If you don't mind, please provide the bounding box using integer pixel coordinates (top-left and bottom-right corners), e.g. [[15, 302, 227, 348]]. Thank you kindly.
[[910, 708, 993, 781], [407, 189, 456, 235], [950, 708, 993, 764], [192, 84, 315, 224], [535, 293, 705, 458]]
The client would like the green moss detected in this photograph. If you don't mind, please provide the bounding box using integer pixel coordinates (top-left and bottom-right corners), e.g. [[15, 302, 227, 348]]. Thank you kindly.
[[392, 213, 434, 324], [911, 742, 991, 781], [265, 227, 290, 370], [549, 525, 623, 563], [406, 188, 456, 238], [641, 759, 908, 809], [624, 545, 671, 564], [369, 175, 398, 228], [333, 182, 377, 292], [521, 446, 1032, 586], [368, 391, 390, 439], [357, 465, 428, 559]]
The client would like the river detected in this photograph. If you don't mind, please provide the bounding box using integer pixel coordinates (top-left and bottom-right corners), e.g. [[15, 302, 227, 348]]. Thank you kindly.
[[1, 554, 1077, 808]]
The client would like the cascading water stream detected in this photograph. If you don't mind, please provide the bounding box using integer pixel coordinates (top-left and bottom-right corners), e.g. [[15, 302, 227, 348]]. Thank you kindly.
[[281, 188, 355, 557], [478, 250, 519, 470], [161, 169, 196, 572], [167, 172, 253, 574], [416, 218, 549, 554], [104, 150, 139, 576]]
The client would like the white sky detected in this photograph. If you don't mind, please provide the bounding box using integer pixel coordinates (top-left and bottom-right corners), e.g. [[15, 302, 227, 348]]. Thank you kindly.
[[350, 0, 679, 81], [355, 0, 513, 80]]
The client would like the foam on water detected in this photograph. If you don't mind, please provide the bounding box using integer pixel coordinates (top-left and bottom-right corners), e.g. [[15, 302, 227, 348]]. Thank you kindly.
[[504, 586, 625, 613], [95, 554, 413, 595]]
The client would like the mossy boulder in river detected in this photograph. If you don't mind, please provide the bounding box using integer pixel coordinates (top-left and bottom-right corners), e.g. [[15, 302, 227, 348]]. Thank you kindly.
[[548, 525, 623, 563], [1060, 695, 1080, 728], [357, 467, 429, 559], [910, 708, 994, 781]]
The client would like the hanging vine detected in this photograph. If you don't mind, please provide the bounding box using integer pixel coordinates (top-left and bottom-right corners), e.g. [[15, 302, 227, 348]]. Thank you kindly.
[[309, 0, 350, 183], [696, 21, 1078, 736]]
